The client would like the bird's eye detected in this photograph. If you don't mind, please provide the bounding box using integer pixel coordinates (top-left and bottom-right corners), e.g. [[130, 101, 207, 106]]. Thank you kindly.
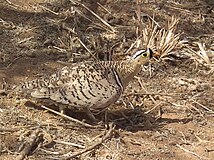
[[143, 53, 148, 57]]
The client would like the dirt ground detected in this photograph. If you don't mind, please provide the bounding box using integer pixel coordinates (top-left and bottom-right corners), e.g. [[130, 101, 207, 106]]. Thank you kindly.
[[0, 0, 214, 160]]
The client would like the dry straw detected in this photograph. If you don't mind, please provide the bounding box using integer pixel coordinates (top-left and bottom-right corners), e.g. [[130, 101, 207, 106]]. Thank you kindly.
[[142, 16, 182, 58]]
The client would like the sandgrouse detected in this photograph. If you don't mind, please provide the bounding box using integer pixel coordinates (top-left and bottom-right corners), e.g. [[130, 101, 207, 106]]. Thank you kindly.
[[15, 48, 153, 120]]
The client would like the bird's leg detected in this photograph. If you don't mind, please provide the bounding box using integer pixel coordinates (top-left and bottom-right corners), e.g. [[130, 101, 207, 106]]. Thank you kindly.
[[85, 106, 99, 122]]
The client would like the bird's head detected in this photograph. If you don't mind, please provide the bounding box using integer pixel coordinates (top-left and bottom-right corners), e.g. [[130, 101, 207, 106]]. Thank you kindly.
[[132, 48, 153, 65]]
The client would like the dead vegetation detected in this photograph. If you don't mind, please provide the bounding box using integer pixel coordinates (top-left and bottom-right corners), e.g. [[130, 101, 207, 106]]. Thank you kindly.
[[0, 0, 214, 159]]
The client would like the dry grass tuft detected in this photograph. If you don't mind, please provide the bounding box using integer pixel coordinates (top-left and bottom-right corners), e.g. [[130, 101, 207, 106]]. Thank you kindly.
[[141, 16, 183, 58], [186, 42, 213, 65]]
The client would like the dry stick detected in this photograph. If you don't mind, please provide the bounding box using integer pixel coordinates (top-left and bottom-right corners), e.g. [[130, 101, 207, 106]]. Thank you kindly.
[[97, 2, 111, 14], [80, 3, 116, 33], [194, 134, 214, 144], [188, 104, 205, 118], [144, 102, 162, 114], [61, 123, 115, 160], [72, 8, 112, 32], [125, 36, 142, 54], [5, 0, 19, 8], [165, 4, 197, 15], [0, 18, 15, 29], [38, 148, 60, 155], [120, 111, 134, 125], [53, 46, 67, 52], [59, 22, 109, 73], [69, 0, 116, 33], [16, 129, 41, 160], [17, 36, 34, 44], [40, 105, 95, 128], [53, 140, 85, 149], [77, 35, 112, 73], [146, 14, 161, 28], [77, 38, 94, 56], [0, 126, 31, 132], [176, 144, 208, 160], [125, 92, 181, 97], [135, 77, 157, 104], [38, 4, 59, 15], [192, 100, 214, 114]]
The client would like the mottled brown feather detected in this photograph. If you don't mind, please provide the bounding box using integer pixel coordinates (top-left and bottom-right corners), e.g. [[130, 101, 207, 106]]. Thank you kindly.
[[15, 48, 153, 110]]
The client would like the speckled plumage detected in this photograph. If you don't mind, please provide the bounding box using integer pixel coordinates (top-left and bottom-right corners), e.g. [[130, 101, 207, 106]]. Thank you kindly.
[[15, 48, 153, 112]]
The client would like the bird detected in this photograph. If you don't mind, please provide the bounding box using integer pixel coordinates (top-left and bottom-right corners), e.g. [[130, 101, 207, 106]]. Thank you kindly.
[[14, 48, 153, 121]]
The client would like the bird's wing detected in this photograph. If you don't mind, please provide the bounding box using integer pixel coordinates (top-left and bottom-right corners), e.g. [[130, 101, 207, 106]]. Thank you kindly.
[[18, 62, 123, 109]]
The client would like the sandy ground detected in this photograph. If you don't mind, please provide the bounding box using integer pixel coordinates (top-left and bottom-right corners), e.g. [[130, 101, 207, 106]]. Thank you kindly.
[[0, 0, 214, 159]]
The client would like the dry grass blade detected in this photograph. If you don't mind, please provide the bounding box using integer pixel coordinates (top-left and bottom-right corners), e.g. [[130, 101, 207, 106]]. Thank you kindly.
[[5, 0, 19, 8], [186, 43, 213, 67], [142, 16, 182, 57], [53, 140, 85, 149], [40, 105, 95, 128], [195, 42, 211, 64], [60, 123, 115, 159], [0, 18, 16, 29], [69, 0, 116, 33], [176, 144, 208, 160]]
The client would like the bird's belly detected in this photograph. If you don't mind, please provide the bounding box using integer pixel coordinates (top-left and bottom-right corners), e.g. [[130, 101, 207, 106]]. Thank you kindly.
[[64, 83, 119, 109]]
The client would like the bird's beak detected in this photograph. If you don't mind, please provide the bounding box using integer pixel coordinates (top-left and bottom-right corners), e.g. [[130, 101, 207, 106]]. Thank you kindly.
[[148, 48, 154, 59]]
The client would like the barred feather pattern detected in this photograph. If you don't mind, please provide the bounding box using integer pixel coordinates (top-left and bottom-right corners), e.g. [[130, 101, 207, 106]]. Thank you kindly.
[[15, 48, 153, 109], [16, 62, 124, 109]]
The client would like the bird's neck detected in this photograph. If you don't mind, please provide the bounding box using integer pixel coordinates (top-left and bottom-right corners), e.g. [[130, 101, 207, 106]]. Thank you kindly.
[[111, 60, 141, 88]]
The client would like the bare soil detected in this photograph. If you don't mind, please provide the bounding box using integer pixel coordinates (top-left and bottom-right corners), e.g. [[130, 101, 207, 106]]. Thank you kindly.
[[0, 0, 214, 160]]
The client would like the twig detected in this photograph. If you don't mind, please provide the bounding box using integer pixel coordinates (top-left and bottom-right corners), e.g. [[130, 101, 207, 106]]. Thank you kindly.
[[53, 46, 67, 52], [186, 45, 213, 68], [38, 5, 59, 15], [125, 92, 181, 97], [125, 36, 142, 54], [53, 140, 85, 149], [144, 102, 162, 114], [194, 133, 214, 144], [135, 76, 157, 104], [176, 144, 208, 160], [165, 4, 198, 15], [80, 3, 116, 33], [77, 38, 93, 56], [97, 2, 111, 14], [60, 123, 115, 159], [147, 14, 160, 27], [5, 0, 19, 8], [0, 126, 28, 132], [188, 104, 205, 118], [16, 129, 41, 160], [69, 0, 116, 33], [0, 18, 16, 29], [120, 111, 134, 125], [38, 148, 60, 155], [40, 105, 95, 128], [77, 36, 110, 72], [17, 36, 34, 44], [192, 100, 214, 113]]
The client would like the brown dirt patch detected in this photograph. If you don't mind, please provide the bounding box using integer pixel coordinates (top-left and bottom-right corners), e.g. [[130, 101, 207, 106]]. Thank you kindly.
[[0, 0, 214, 159]]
